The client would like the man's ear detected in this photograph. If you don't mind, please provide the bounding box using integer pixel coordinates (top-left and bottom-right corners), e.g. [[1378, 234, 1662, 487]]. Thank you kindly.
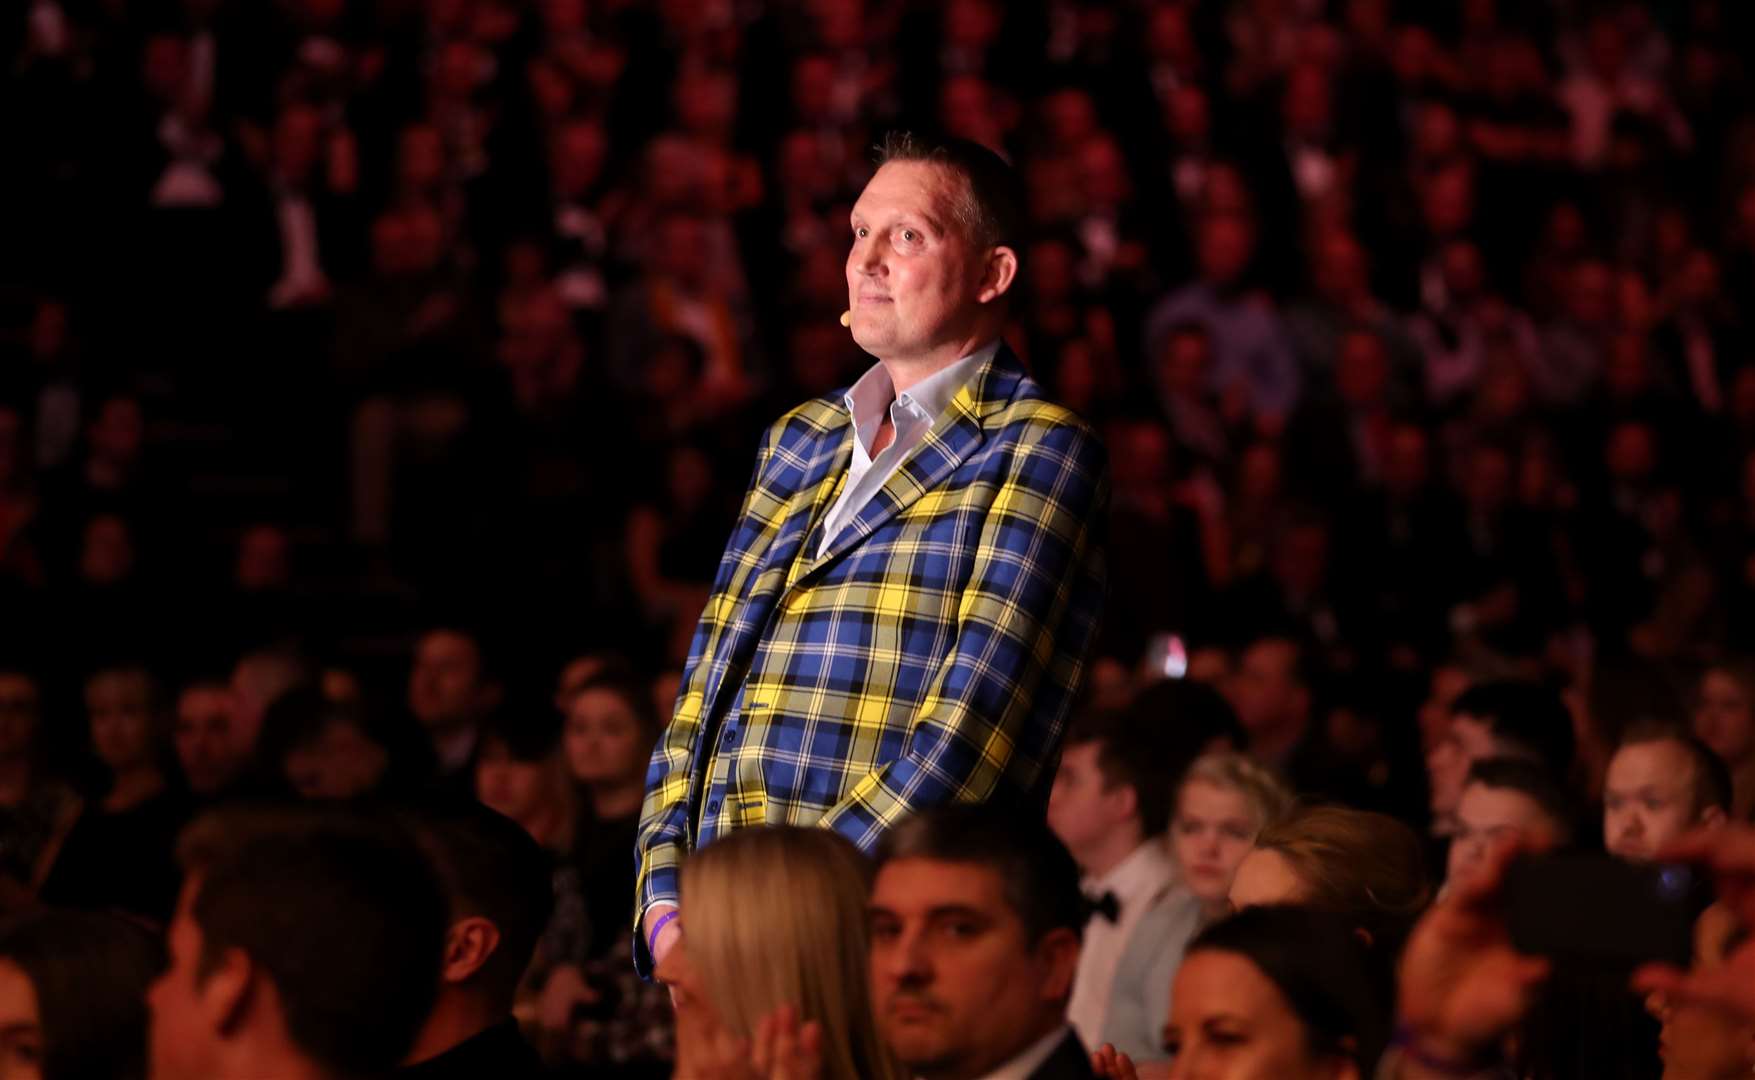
[[977, 245, 1018, 305], [202, 947, 256, 1037], [1106, 783, 1139, 829], [1035, 927, 1081, 1002], [442, 917, 502, 985], [1701, 805, 1729, 831]]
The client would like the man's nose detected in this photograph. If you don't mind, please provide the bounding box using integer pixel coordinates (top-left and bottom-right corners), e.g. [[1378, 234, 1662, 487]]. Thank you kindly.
[[857, 236, 886, 276], [888, 928, 932, 980]]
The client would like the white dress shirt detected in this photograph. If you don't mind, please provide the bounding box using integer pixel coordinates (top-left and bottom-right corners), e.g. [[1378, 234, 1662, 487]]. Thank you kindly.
[[816, 342, 996, 558], [1066, 841, 1179, 1051], [971, 1025, 1076, 1080]]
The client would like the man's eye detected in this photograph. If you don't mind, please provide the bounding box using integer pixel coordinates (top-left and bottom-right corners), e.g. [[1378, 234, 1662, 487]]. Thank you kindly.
[[855, 226, 868, 237], [901, 229, 917, 242]]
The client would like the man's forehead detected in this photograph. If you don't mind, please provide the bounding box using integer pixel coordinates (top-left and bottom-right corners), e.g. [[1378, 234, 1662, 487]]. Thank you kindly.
[[1609, 739, 1690, 779], [1459, 783, 1543, 824], [873, 856, 1008, 909], [854, 161, 960, 222]]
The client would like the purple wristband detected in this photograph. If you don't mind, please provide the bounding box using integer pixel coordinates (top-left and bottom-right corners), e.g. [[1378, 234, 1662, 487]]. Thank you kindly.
[[1388, 1026, 1500, 1077], [646, 910, 680, 956]]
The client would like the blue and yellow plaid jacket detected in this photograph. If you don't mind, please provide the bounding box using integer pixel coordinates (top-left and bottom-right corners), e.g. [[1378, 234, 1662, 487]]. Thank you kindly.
[[633, 344, 1108, 966]]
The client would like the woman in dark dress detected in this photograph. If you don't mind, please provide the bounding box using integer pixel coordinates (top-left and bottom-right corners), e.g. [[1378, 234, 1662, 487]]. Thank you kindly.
[[530, 667, 670, 1074], [40, 666, 188, 923]]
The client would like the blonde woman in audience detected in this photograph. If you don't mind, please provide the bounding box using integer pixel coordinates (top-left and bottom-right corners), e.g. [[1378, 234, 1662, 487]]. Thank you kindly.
[[656, 826, 901, 1080], [1229, 804, 1433, 964], [1098, 753, 1293, 1062]]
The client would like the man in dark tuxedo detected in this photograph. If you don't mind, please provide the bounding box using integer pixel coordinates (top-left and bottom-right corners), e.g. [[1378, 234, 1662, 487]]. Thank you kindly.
[[870, 804, 1095, 1080]]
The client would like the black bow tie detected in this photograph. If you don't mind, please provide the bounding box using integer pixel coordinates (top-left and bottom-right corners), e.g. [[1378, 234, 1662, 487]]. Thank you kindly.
[[1085, 890, 1120, 924]]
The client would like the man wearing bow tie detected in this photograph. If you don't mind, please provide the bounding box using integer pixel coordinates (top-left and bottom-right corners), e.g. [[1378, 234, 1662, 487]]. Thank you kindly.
[[634, 132, 1110, 974], [1047, 710, 1183, 1054]]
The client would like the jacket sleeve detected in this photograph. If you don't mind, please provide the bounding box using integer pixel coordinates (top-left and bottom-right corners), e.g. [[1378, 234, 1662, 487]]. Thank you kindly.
[[816, 412, 1109, 850], [630, 425, 776, 973]]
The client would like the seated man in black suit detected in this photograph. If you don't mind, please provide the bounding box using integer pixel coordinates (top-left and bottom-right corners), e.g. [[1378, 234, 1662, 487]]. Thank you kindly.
[[870, 803, 1094, 1080], [396, 799, 554, 1080]]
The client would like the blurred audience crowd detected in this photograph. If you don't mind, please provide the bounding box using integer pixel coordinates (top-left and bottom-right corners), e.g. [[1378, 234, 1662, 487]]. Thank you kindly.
[[6, 0, 1755, 1077]]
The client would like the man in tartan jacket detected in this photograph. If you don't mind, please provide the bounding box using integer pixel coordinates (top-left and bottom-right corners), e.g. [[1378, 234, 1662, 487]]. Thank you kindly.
[[636, 133, 1109, 974]]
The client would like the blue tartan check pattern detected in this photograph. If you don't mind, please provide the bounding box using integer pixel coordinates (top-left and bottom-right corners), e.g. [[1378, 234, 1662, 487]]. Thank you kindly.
[[633, 345, 1109, 970]]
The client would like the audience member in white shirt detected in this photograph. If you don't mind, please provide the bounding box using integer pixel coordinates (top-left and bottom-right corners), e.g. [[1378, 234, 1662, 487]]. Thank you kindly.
[[1098, 752, 1292, 1063], [1047, 709, 1183, 1052]]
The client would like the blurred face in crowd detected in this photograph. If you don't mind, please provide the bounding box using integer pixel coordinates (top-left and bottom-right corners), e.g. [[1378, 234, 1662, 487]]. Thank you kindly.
[[1426, 713, 1502, 822], [869, 858, 1077, 1080], [1335, 331, 1389, 409], [1078, 137, 1130, 209], [0, 674, 40, 762], [1158, 329, 1210, 396], [1041, 89, 1098, 150], [941, 76, 1000, 145], [1048, 741, 1132, 867], [235, 525, 290, 592], [284, 719, 388, 801], [0, 956, 42, 1080], [474, 740, 554, 825], [1228, 848, 1306, 911], [1165, 948, 1358, 1080], [90, 397, 145, 465], [1108, 420, 1173, 499], [563, 686, 651, 789], [174, 685, 245, 796], [86, 670, 157, 774], [1172, 780, 1260, 910], [1695, 670, 1755, 767], [1383, 425, 1429, 498], [396, 123, 446, 192], [1604, 740, 1721, 862], [1196, 213, 1253, 287], [1420, 163, 1474, 237], [1312, 229, 1367, 307], [408, 631, 493, 732], [1228, 640, 1308, 744], [1281, 63, 1333, 139], [1446, 781, 1565, 891], [272, 104, 323, 183], [1605, 422, 1657, 484], [80, 515, 135, 586], [1647, 904, 1755, 1080], [846, 160, 1014, 368]]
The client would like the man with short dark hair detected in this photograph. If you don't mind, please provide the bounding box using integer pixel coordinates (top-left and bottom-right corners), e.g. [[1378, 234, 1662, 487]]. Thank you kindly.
[[1046, 710, 1179, 1053], [1226, 634, 1312, 769], [146, 805, 448, 1080], [637, 133, 1109, 973], [1426, 680, 1576, 836], [1604, 721, 1730, 862], [408, 627, 502, 796], [174, 680, 250, 799], [397, 800, 554, 1079], [870, 804, 1094, 1080], [1444, 757, 1575, 892]]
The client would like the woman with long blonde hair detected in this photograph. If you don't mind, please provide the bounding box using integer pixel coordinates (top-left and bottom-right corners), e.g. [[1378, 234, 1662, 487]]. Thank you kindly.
[[658, 826, 902, 1080]]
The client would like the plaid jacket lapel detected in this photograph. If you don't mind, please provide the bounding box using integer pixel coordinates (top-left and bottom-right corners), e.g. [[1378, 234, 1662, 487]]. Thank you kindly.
[[699, 403, 851, 724], [806, 344, 1025, 576]]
